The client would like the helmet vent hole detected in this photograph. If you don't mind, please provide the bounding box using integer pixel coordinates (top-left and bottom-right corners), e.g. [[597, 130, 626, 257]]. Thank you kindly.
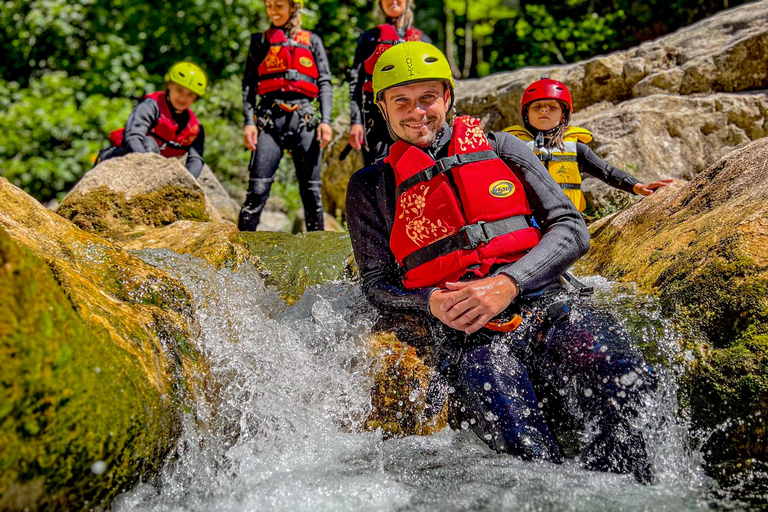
[[179, 72, 186, 77], [382, 64, 395, 72], [424, 57, 438, 63]]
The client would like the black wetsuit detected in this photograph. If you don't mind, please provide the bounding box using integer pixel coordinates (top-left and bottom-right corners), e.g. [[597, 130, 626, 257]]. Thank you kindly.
[[239, 27, 333, 232], [98, 94, 205, 178], [348, 26, 431, 167], [346, 125, 657, 483]]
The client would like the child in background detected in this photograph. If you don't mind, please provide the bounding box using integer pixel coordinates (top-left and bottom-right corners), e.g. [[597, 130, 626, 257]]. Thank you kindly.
[[505, 79, 672, 212], [97, 62, 207, 178], [239, 0, 333, 232]]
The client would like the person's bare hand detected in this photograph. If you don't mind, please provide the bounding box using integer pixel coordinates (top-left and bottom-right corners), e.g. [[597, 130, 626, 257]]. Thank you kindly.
[[633, 179, 674, 196], [317, 123, 333, 149], [243, 125, 258, 151], [348, 123, 365, 150], [434, 275, 520, 334]]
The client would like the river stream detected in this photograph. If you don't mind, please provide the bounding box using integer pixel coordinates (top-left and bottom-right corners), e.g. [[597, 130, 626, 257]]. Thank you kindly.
[[111, 250, 750, 511]]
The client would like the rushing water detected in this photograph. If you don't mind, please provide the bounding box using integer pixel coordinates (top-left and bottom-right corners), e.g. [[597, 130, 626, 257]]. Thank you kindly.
[[112, 250, 748, 511]]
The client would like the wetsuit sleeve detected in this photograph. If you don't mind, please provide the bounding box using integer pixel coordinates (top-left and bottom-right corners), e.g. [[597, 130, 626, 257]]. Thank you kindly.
[[185, 125, 205, 179], [488, 131, 591, 294], [346, 170, 435, 317], [578, 142, 639, 194], [348, 31, 378, 126], [311, 33, 333, 124], [242, 33, 267, 127], [123, 98, 160, 153]]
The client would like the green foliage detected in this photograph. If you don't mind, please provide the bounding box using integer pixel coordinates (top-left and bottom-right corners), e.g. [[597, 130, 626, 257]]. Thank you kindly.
[[0, 73, 132, 202]]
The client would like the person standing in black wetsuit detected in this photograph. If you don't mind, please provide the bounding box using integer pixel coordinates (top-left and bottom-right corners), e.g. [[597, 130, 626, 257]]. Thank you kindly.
[[347, 0, 430, 166], [346, 42, 658, 484], [239, 0, 333, 232], [505, 79, 673, 213], [97, 62, 208, 178]]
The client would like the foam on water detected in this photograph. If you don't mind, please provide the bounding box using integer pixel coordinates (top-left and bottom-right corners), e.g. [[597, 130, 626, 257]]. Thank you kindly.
[[113, 252, 735, 512]]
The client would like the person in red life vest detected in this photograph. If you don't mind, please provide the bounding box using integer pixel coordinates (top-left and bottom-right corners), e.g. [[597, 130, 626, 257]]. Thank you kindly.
[[347, 0, 430, 167], [239, 0, 333, 232], [346, 42, 658, 484], [505, 79, 673, 213], [97, 62, 208, 178]]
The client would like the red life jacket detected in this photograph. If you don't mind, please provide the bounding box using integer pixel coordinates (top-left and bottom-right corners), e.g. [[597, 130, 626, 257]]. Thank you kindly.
[[362, 24, 423, 93], [108, 91, 201, 158], [388, 116, 542, 290], [257, 29, 319, 98]]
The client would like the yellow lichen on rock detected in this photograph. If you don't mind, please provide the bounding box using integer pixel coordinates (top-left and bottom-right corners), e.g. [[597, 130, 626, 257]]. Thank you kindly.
[[365, 331, 447, 437]]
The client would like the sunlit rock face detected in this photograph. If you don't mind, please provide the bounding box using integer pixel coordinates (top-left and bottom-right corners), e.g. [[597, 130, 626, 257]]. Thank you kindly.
[[56, 153, 221, 237], [0, 178, 205, 510], [577, 137, 768, 469], [454, 0, 768, 215]]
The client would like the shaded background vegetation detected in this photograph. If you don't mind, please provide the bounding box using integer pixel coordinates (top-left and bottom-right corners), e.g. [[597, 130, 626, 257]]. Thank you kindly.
[[0, 0, 751, 204]]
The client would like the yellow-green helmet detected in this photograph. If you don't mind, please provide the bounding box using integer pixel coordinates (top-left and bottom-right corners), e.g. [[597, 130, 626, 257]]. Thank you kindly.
[[372, 42, 454, 102], [164, 62, 208, 97]]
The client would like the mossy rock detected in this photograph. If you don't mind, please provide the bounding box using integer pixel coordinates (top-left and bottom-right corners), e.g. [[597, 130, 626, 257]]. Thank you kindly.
[[0, 178, 206, 510], [365, 332, 447, 437], [121, 220, 261, 270], [577, 138, 768, 469], [240, 231, 356, 303], [56, 153, 215, 238], [0, 226, 179, 510]]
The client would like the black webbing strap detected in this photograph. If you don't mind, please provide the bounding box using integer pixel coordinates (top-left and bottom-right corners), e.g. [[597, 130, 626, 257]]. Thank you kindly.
[[396, 150, 498, 197], [273, 40, 311, 50], [559, 183, 581, 190], [402, 215, 531, 271], [561, 272, 594, 296], [150, 133, 192, 150], [260, 70, 317, 83], [537, 152, 577, 163]]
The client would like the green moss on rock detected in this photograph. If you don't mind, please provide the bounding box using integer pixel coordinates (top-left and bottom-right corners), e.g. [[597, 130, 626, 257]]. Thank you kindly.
[[57, 185, 211, 237], [240, 231, 356, 303], [0, 226, 179, 511]]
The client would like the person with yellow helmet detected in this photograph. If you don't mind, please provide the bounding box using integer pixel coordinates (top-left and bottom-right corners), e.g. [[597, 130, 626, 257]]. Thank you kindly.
[[346, 0, 430, 166], [345, 42, 657, 484], [239, 0, 333, 232], [96, 62, 208, 178], [505, 79, 673, 213]]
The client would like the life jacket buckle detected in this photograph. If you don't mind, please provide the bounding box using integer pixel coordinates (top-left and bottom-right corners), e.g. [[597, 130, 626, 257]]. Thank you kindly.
[[460, 221, 490, 249], [285, 69, 299, 81]]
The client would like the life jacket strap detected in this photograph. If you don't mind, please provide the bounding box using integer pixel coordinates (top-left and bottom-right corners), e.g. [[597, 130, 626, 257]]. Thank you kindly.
[[537, 152, 578, 163], [260, 70, 317, 84], [151, 132, 192, 150], [558, 183, 582, 190], [402, 215, 531, 272], [396, 150, 498, 197], [273, 40, 311, 50]]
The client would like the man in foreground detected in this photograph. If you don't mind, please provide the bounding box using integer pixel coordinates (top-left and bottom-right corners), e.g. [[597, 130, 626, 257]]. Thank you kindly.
[[346, 41, 657, 483]]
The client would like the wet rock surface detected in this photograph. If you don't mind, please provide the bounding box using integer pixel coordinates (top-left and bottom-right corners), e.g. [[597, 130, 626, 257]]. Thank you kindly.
[[0, 178, 205, 510], [577, 137, 768, 468]]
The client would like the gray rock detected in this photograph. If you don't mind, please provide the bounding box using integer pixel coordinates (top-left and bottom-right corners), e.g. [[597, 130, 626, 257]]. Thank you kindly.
[[197, 164, 241, 224], [574, 91, 768, 212], [455, 0, 768, 130]]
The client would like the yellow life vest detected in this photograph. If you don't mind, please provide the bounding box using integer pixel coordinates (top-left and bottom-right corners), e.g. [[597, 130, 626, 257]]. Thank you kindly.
[[503, 125, 593, 212]]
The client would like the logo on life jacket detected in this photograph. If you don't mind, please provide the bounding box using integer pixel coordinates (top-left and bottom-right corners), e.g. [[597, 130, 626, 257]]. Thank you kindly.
[[264, 47, 287, 73], [299, 57, 313, 68], [489, 180, 515, 198]]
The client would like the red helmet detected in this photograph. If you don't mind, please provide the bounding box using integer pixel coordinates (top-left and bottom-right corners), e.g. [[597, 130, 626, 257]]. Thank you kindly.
[[520, 79, 573, 117]]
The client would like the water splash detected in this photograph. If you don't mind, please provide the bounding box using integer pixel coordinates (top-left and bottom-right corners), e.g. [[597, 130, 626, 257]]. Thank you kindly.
[[112, 252, 734, 511]]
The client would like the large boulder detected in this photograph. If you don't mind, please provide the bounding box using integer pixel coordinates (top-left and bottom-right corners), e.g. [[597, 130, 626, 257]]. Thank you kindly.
[[57, 153, 221, 237], [576, 137, 768, 468], [197, 164, 241, 224], [455, 0, 768, 130], [0, 178, 204, 510], [574, 92, 768, 214], [320, 114, 364, 223]]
